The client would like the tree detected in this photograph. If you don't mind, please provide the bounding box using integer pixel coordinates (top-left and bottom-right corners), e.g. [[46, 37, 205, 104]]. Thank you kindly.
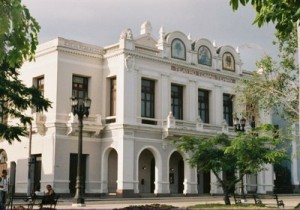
[[229, 0, 300, 41], [174, 125, 287, 205], [0, 0, 51, 143], [225, 125, 288, 194], [235, 27, 299, 123]]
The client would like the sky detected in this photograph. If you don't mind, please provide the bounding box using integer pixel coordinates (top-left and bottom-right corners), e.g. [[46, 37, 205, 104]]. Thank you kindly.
[[22, 0, 277, 71]]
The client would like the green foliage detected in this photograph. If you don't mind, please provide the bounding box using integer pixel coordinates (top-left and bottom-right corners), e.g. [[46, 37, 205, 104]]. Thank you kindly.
[[174, 134, 235, 174], [174, 125, 287, 205], [229, 0, 300, 41], [120, 204, 177, 210], [188, 203, 268, 209], [235, 27, 298, 123], [225, 125, 289, 178], [0, 0, 40, 68], [0, 0, 51, 143]]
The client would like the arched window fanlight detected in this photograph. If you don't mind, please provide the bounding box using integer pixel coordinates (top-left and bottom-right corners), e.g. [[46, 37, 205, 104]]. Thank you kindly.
[[198, 46, 212, 66], [171, 39, 186, 60], [222, 52, 235, 71]]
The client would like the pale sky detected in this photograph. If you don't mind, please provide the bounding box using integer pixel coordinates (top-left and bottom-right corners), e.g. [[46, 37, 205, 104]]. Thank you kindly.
[[23, 0, 277, 70]]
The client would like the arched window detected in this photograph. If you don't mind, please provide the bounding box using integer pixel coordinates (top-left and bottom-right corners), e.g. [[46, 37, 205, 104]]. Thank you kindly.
[[171, 39, 186, 60], [198, 46, 212, 66], [222, 52, 235, 71]]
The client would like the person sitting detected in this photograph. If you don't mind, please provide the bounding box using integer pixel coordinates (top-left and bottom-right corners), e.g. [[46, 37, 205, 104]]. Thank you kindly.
[[40, 185, 55, 206]]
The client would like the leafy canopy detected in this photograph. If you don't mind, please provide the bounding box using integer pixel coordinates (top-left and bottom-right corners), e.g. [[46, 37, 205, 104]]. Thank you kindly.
[[230, 0, 300, 41], [174, 125, 287, 204], [235, 26, 298, 123], [0, 0, 51, 143]]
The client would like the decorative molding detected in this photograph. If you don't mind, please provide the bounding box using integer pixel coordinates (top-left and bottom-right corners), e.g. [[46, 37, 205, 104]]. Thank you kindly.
[[124, 55, 135, 71], [171, 65, 236, 83], [120, 28, 133, 40]]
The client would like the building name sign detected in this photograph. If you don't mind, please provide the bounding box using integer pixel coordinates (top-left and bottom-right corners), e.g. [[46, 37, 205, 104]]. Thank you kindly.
[[171, 65, 235, 83]]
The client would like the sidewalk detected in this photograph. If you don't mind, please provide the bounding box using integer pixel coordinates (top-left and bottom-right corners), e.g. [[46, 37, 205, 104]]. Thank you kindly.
[[54, 195, 300, 209]]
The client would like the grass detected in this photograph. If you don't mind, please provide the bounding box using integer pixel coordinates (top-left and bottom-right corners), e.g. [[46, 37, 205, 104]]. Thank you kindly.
[[114, 203, 277, 209], [188, 203, 276, 209], [113, 203, 177, 209]]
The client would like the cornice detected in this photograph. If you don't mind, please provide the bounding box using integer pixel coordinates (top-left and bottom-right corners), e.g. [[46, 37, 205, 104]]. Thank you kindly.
[[35, 37, 104, 59]]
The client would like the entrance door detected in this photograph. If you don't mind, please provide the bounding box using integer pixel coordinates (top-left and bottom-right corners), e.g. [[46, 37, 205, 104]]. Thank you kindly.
[[203, 171, 211, 193], [69, 154, 87, 195], [33, 155, 42, 191], [150, 158, 155, 193], [178, 159, 184, 193]]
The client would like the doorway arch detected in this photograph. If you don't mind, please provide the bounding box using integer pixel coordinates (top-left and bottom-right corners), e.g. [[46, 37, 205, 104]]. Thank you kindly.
[[107, 149, 118, 193], [169, 151, 184, 194], [138, 149, 155, 193]]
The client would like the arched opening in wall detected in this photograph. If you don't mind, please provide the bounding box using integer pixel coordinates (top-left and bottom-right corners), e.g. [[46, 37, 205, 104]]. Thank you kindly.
[[197, 170, 211, 194], [138, 149, 155, 194], [0, 149, 8, 177], [108, 149, 118, 194], [169, 151, 184, 194]]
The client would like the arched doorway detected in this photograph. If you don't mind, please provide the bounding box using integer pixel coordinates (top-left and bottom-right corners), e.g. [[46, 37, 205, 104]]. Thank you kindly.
[[138, 149, 155, 193], [108, 149, 118, 194], [0, 149, 8, 172], [169, 151, 184, 194]]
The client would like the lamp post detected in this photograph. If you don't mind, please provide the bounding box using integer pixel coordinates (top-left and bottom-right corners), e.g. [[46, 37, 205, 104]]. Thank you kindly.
[[27, 124, 35, 196], [70, 96, 91, 206], [233, 116, 246, 132]]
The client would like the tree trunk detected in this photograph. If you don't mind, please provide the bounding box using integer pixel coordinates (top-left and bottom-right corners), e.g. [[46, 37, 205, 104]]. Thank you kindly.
[[240, 175, 245, 197], [212, 171, 231, 205], [224, 192, 231, 205]]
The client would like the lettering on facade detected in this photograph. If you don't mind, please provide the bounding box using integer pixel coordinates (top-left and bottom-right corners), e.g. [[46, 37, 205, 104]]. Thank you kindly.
[[171, 65, 236, 83]]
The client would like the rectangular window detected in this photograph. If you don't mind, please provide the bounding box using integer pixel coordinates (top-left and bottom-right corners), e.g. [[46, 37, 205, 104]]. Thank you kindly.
[[37, 77, 44, 96], [223, 94, 233, 126], [171, 84, 183, 120], [72, 75, 89, 100], [110, 77, 117, 116], [141, 79, 156, 125], [198, 89, 209, 123], [32, 76, 45, 113]]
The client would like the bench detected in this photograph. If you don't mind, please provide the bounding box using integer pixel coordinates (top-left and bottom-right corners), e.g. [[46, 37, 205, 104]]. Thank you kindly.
[[35, 194, 60, 209], [5, 194, 60, 210], [256, 194, 284, 208], [233, 194, 262, 205], [5, 195, 35, 210]]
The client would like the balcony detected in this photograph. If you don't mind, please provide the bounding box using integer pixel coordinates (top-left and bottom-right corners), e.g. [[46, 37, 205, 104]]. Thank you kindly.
[[67, 113, 104, 136]]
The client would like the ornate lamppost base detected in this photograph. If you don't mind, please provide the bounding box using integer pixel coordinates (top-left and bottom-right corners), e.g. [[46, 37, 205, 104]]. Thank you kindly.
[[72, 198, 86, 207]]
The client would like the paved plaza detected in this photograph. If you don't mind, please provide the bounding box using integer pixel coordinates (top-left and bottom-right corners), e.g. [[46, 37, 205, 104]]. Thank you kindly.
[[53, 194, 300, 209]]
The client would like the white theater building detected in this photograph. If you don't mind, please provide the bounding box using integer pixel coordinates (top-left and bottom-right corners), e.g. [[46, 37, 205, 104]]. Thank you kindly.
[[1, 21, 280, 197]]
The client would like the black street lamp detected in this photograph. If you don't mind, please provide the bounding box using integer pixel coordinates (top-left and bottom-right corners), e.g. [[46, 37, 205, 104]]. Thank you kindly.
[[70, 96, 91, 206], [233, 116, 246, 132]]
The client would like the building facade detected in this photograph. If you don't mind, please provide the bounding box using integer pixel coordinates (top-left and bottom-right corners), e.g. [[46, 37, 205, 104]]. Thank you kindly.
[[1, 21, 276, 197]]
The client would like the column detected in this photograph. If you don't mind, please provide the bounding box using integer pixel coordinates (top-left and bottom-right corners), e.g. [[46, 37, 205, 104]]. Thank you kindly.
[[116, 135, 136, 197], [183, 165, 198, 195]]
